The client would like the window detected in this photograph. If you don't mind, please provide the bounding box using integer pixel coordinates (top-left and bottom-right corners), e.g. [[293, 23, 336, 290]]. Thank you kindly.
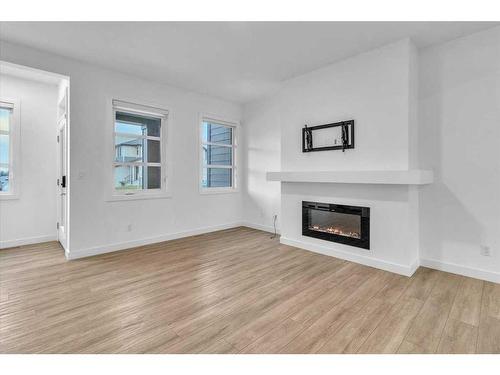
[[112, 100, 168, 197], [200, 117, 237, 192], [0, 99, 20, 198]]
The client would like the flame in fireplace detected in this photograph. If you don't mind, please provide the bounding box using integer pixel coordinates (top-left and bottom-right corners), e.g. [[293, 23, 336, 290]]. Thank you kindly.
[[310, 225, 360, 239]]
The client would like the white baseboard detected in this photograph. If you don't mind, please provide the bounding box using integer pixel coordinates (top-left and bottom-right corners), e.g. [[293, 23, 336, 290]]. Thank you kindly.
[[241, 221, 280, 235], [0, 234, 58, 249], [280, 236, 418, 277], [6, 227, 497, 284], [67, 222, 243, 260], [420, 258, 500, 284], [409, 259, 420, 276]]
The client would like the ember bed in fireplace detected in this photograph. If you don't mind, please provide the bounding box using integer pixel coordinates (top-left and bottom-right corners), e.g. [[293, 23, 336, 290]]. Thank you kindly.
[[302, 201, 370, 250]]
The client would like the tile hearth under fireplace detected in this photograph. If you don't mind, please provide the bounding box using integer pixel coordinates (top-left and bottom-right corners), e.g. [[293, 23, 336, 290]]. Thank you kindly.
[[302, 201, 370, 250]]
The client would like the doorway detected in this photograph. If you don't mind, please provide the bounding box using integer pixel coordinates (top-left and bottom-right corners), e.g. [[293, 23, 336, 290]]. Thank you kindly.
[[0, 61, 70, 252]]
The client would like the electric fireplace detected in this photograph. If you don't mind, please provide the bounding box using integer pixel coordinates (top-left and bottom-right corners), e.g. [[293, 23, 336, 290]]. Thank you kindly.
[[302, 201, 370, 249]]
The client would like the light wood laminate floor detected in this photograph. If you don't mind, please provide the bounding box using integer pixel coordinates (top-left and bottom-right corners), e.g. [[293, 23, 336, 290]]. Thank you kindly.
[[1, 227, 499, 353]]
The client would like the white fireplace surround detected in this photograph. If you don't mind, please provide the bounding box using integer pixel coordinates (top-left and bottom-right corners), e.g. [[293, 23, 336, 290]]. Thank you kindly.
[[267, 178, 422, 276], [267, 169, 434, 276], [267, 170, 433, 185]]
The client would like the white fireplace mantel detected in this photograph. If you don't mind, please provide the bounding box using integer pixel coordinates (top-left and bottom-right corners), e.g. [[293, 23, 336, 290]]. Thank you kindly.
[[266, 170, 433, 185]]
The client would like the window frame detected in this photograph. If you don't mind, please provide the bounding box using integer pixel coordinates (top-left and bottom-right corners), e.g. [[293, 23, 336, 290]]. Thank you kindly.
[[199, 114, 239, 194], [109, 99, 170, 201], [0, 98, 21, 200]]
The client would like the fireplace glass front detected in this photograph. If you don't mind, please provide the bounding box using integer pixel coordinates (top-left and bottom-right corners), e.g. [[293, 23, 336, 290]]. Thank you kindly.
[[302, 201, 370, 249]]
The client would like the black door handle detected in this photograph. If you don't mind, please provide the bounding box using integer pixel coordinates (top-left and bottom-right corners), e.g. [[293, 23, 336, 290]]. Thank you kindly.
[[61, 175, 66, 188]]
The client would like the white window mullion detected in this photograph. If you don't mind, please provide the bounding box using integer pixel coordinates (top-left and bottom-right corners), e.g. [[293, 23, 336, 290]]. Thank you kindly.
[[114, 132, 161, 141], [202, 165, 233, 169], [202, 141, 233, 148]]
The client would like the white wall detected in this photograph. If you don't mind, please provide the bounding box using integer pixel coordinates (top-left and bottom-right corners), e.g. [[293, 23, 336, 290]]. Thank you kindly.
[[418, 27, 500, 281], [242, 95, 281, 231], [0, 41, 243, 257], [280, 39, 414, 172], [243, 40, 416, 231], [0, 74, 59, 247]]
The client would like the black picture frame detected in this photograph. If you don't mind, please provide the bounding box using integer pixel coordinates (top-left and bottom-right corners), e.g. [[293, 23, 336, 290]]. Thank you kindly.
[[302, 120, 355, 152]]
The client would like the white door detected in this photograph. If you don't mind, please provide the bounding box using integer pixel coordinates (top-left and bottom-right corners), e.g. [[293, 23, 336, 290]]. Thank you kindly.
[[57, 119, 67, 246], [57, 88, 68, 249]]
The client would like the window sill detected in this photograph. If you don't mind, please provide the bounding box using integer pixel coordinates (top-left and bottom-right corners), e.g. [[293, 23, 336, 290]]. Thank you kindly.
[[106, 192, 172, 202], [0, 193, 19, 201], [199, 188, 239, 195]]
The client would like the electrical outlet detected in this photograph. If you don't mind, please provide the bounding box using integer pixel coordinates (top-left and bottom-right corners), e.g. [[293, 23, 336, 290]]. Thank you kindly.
[[127, 224, 132, 232], [480, 245, 491, 257]]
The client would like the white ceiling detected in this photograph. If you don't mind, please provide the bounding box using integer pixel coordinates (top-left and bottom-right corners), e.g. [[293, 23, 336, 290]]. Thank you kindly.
[[0, 61, 67, 86], [0, 22, 497, 103]]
